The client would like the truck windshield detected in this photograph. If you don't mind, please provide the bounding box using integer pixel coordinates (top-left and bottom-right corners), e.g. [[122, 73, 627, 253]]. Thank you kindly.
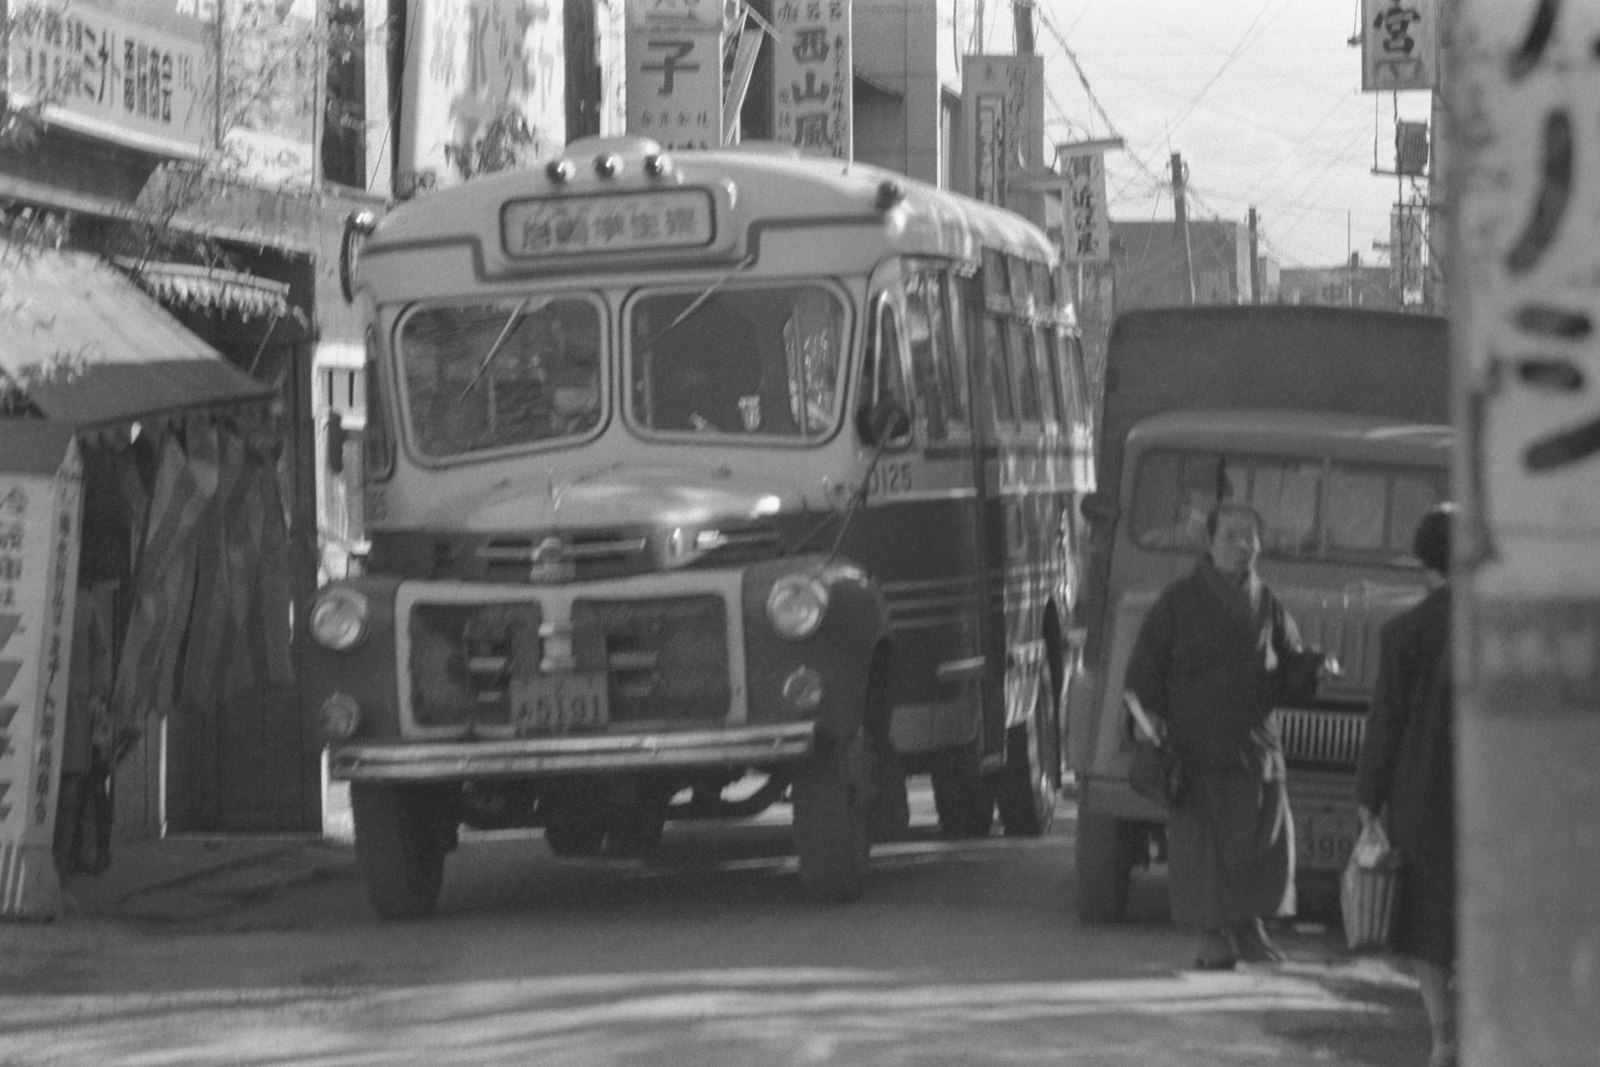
[[1132, 449, 1446, 565], [398, 295, 604, 459], [629, 284, 846, 439]]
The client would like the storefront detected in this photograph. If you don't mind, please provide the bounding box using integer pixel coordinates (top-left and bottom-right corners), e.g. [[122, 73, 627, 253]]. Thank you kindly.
[[0, 244, 302, 917]]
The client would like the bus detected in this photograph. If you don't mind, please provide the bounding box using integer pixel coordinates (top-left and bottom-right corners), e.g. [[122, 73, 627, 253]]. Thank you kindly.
[[312, 135, 1095, 918], [1068, 306, 1450, 921]]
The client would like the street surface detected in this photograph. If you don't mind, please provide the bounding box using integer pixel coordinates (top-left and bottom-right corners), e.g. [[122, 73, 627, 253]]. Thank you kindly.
[[0, 788, 1428, 1066]]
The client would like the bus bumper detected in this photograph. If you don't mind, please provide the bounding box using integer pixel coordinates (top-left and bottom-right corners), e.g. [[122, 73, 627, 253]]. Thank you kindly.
[[328, 722, 817, 783]]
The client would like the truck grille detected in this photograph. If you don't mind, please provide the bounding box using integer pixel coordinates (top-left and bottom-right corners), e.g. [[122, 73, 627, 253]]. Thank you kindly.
[[1275, 708, 1366, 768], [573, 595, 729, 724]]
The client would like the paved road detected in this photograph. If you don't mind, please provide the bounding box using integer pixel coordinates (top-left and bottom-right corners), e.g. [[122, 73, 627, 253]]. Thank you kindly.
[[0, 789, 1429, 1066]]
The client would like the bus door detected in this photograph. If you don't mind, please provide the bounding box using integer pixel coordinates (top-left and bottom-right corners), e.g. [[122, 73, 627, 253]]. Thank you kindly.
[[858, 262, 993, 761]]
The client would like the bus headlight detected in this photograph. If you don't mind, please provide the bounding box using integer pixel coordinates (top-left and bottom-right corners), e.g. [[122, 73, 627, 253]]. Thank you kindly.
[[767, 575, 828, 640], [310, 588, 369, 651]]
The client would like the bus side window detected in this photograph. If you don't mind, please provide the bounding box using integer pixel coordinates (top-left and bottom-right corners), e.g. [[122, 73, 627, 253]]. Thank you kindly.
[[934, 271, 971, 435], [1008, 319, 1042, 426], [859, 296, 912, 446], [1035, 325, 1063, 429], [904, 273, 947, 440], [985, 312, 1015, 426]]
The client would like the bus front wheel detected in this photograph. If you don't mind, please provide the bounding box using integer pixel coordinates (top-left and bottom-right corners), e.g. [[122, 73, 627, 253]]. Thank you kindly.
[[994, 680, 1059, 837], [351, 782, 453, 920], [1075, 810, 1134, 923], [791, 727, 874, 902]]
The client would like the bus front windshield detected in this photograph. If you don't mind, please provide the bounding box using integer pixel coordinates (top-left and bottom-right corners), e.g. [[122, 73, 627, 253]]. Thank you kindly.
[[399, 295, 603, 459], [629, 284, 846, 439]]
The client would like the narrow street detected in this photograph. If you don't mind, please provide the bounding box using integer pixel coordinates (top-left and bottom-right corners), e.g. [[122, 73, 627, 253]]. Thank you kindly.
[[0, 788, 1429, 1066]]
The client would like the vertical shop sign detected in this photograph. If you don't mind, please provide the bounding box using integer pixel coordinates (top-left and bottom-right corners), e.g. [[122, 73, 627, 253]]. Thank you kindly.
[[773, 0, 852, 160], [1061, 148, 1111, 263], [962, 54, 1044, 213], [0, 430, 82, 921], [625, 0, 723, 151], [397, 0, 563, 196], [1362, 0, 1435, 92]]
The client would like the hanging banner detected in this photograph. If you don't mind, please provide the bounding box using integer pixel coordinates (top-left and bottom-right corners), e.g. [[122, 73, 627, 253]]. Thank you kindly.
[[0, 426, 82, 921], [963, 54, 1044, 214], [625, 0, 723, 151], [1061, 147, 1111, 264], [1362, 0, 1436, 92], [5, 0, 210, 157], [773, 0, 852, 160], [396, 0, 564, 197]]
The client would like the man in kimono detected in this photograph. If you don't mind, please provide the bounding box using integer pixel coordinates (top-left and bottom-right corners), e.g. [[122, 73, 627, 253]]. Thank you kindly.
[[1124, 503, 1327, 968]]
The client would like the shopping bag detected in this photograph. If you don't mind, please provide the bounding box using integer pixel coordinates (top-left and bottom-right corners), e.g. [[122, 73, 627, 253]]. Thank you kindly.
[[1340, 820, 1401, 952]]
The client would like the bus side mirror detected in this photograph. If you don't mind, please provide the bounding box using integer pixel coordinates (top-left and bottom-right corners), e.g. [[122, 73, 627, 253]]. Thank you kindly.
[[326, 411, 346, 474], [856, 396, 911, 446], [1080, 491, 1119, 526]]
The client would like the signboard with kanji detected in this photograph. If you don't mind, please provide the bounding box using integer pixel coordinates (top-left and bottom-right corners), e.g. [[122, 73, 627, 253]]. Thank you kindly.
[[1362, 0, 1436, 92], [1062, 149, 1111, 264], [0, 428, 82, 921], [502, 189, 716, 258], [396, 0, 564, 197], [5, 0, 209, 157], [773, 0, 852, 160], [962, 54, 1044, 215], [625, 11, 723, 151]]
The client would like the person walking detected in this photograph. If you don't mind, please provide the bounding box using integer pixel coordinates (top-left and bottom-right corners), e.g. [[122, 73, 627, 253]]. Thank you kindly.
[[1124, 503, 1330, 969], [1356, 506, 1457, 1067]]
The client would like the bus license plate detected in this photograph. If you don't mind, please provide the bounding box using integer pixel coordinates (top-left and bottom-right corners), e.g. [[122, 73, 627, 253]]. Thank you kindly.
[[1295, 807, 1359, 871], [513, 674, 608, 732]]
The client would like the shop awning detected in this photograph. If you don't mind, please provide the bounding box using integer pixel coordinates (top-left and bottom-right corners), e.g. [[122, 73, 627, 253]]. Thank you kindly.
[[113, 257, 293, 319], [0, 246, 272, 428]]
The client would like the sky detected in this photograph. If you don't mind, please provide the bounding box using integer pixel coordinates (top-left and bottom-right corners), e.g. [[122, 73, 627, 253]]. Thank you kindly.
[[990, 0, 1436, 269]]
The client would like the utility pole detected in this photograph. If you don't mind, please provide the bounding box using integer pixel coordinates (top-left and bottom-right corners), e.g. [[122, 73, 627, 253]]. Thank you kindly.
[[1171, 151, 1197, 305], [1012, 0, 1035, 53], [1248, 206, 1261, 304]]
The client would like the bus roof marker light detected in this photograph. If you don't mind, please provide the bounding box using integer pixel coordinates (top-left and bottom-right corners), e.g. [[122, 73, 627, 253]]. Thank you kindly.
[[876, 179, 905, 211], [594, 153, 622, 178], [643, 153, 671, 179], [546, 158, 574, 184]]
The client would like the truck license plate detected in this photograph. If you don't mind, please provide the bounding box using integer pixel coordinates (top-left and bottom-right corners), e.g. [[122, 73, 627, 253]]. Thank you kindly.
[[512, 674, 608, 732], [1295, 806, 1359, 871]]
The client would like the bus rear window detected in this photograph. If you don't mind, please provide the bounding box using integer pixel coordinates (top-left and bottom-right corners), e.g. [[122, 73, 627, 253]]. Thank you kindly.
[[1131, 449, 1446, 565]]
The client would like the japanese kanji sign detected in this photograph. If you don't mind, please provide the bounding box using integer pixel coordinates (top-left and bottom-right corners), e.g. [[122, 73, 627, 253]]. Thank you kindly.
[[1061, 148, 1111, 264], [397, 0, 564, 196], [773, 0, 852, 160], [1362, 0, 1435, 92], [0, 430, 81, 921], [6, 0, 208, 156], [502, 189, 715, 258], [963, 54, 1044, 213], [625, 9, 723, 152]]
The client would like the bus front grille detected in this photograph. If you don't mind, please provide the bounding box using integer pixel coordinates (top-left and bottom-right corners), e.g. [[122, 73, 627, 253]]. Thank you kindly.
[[573, 595, 730, 724], [1274, 708, 1366, 768], [409, 601, 542, 727]]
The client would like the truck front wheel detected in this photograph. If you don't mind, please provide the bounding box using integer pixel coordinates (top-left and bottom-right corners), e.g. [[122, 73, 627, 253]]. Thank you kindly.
[[351, 782, 453, 920], [791, 727, 874, 902]]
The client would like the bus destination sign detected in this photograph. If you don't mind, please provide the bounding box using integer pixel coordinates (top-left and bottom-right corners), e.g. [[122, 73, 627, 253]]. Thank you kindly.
[[502, 190, 716, 259]]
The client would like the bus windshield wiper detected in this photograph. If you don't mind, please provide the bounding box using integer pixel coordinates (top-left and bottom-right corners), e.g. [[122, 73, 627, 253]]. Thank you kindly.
[[458, 297, 541, 401], [638, 254, 755, 351]]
